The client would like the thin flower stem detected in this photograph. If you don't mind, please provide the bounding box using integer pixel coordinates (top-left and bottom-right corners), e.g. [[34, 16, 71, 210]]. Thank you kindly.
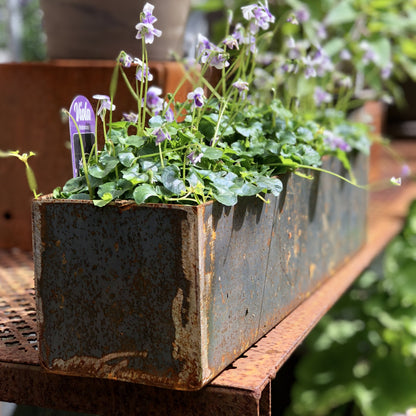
[[120, 66, 139, 101], [158, 143, 164, 168], [136, 144, 190, 160], [108, 63, 119, 135], [64, 110, 94, 198], [211, 100, 228, 147], [141, 41, 149, 131], [94, 104, 99, 162], [293, 163, 369, 190]]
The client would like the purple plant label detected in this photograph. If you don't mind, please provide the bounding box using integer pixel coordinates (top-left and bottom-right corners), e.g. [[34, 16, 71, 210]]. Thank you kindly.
[[69, 95, 96, 177]]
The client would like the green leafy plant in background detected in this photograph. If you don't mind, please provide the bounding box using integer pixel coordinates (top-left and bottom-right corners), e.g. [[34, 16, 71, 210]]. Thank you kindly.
[[285, 200, 416, 416], [283, 0, 416, 106], [194, 0, 416, 107], [21, 0, 46, 61], [0, 0, 46, 61]]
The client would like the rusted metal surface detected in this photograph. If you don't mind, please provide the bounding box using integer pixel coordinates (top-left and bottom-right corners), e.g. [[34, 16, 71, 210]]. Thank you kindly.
[[0, 249, 267, 415], [0, 250, 37, 364], [204, 153, 368, 377], [31, 153, 368, 391]]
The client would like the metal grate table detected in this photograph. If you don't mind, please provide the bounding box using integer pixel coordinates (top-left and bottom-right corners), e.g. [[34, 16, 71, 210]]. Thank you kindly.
[[1, 143, 416, 415]]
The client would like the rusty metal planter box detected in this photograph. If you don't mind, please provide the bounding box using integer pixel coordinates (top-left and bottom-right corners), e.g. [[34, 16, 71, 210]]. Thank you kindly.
[[32, 154, 368, 390]]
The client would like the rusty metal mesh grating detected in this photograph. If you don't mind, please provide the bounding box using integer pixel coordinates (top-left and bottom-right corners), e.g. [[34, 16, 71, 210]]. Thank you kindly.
[[0, 249, 37, 364]]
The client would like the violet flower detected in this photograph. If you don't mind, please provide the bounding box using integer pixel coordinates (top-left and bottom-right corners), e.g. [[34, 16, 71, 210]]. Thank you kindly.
[[314, 87, 332, 106], [152, 126, 171, 145], [122, 112, 138, 123], [93, 94, 116, 118], [287, 37, 309, 60], [312, 48, 333, 76], [323, 130, 351, 152], [232, 23, 247, 46], [163, 107, 175, 123], [401, 164, 411, 177], [286, 14, 299, 25], [303, 56, 316, 78], [232, 79, 249, 99], [136, 63, 153, 81], [316, 23, 327, 40], [381, 62, 393, 80], [360, 41, 377, 65], [187, 87, 205, 109], [223, 35, 239, 50], [135, 2, 162, 44], [242, 1, 275, 34], [230, 24, 257, 54], [295, 7, 310, 23], [118, 52, 133, 67], [340, 48, 352, 61], [145, 86, 163, 110], [187, 151, 203, 165], [154, 102, 174, 123], [197, 34, 230, 69]]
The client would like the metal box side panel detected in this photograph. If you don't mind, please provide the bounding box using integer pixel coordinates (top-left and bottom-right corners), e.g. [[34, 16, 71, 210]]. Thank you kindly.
[[205, 154, 368, 373], [33, 200, 205, 390]]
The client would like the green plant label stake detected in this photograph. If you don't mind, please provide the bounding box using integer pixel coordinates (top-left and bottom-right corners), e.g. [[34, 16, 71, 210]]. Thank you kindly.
[[69, 95, 95, 177]]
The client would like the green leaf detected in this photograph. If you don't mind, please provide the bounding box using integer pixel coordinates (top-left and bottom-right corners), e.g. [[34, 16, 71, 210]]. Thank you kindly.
[[202, 147, 223, 160], [199, 118, 216, 141], [324, 37, 346, 57], [296, 127, 315, 143], [298, 144, 322, 166], [124, 135, 146, 148], [97, 180, 131, 200], [148, 115, 164, 128], [68, 193, 91, 200], [368, 37, 392, 67], [324, 0, 357, 25], [133, 184, 160, 204], [276, 130, 297, 145], [212, 188, 238, 206], [235, 182, 261, 197], [236, 121, 262, 139], [89, 156, 119, 179], [122, 165, 149, 184], [62, 176, 87, 194], [161, 165, 186, 195], [265, 140, 280, 155], [93, 197, 113, 207], [256, 176, 283, 197], [187, 171, 202, 188], [118, 152, 136, 167]]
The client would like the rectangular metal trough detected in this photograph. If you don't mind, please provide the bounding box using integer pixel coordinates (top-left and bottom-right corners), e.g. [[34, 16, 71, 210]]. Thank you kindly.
[[32, 154, 368, 390]]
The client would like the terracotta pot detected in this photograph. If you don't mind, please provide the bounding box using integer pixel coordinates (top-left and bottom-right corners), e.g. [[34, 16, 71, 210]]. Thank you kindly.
[[39, 0, 191, 60]]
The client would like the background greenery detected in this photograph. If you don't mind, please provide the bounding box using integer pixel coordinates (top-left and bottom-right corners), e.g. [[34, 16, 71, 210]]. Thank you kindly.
[[285, 199, 416, 416], [0, 0, 45, 61]]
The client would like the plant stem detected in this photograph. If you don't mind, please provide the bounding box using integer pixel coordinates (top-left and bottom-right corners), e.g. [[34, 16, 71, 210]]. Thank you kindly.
[[65, 111, 94, 198]]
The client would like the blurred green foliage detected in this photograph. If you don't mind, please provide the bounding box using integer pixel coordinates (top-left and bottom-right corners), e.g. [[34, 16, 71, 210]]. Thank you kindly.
[[21, 0, 46, 61], [0, 0, 45, 61], [285, 200, 416, 416]]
